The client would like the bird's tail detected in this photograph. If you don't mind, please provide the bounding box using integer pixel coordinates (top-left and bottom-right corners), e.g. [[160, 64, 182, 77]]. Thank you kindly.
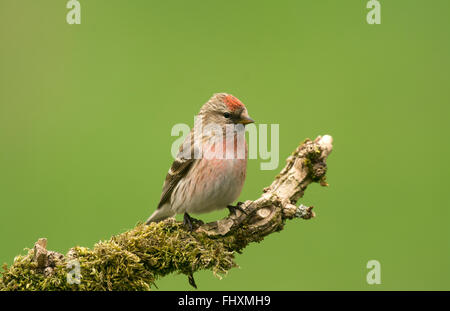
[[145, 204, 175, 225]]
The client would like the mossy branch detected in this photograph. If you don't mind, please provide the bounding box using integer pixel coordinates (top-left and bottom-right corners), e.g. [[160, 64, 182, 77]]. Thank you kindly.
[[0, 135, 333, 291]]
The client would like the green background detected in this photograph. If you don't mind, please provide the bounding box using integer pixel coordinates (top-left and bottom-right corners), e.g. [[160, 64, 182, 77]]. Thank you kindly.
[[1, 0, 449, 290]]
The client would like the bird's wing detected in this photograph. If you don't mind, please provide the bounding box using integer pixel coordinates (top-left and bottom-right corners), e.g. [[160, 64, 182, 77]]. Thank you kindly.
[[157, 131, 198, 209]]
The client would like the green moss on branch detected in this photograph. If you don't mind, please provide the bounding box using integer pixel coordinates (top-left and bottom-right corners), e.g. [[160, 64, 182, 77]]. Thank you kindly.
[[1, 220, 236, 291]]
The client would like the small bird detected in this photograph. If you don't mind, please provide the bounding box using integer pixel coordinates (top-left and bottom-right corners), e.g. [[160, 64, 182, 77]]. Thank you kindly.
[[145, 93, 254, 228]]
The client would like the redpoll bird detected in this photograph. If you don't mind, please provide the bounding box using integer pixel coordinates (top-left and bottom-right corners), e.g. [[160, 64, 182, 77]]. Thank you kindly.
[[145, 93, 254, 228]]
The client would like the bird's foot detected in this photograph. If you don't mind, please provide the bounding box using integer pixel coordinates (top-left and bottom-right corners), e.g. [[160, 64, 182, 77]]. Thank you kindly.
[[183, 213, 203, 232], [227, 201, 247, 216]]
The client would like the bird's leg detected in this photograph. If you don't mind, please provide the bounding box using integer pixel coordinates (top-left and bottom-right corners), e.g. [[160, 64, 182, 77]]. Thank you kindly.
[[227, 201, 247, 215], [183, 213, 203, 232], [183, 213, 194, 231]]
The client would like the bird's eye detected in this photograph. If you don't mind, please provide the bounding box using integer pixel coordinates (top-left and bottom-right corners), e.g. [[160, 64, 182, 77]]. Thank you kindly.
[[223, 112, 231, 118]]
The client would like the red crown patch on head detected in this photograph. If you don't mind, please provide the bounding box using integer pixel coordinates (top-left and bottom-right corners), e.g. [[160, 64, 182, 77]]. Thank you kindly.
[[224, 95, 244, 111]]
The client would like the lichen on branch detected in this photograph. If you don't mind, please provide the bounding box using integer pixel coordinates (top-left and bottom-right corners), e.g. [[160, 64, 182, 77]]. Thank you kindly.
[[0, 135, 333, 291]]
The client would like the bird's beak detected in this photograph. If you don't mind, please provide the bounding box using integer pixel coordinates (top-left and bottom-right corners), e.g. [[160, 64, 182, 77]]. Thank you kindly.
[[238, 111, 255, 125]]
